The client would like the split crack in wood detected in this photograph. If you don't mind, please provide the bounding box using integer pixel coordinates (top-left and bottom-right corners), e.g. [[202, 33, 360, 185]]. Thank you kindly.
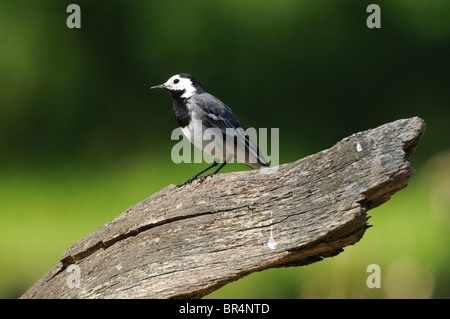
[[21, 117, 425, 299]]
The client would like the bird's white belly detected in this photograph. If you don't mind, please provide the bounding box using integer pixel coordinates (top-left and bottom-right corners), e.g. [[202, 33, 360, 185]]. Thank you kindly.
[[181, 120, 227, 161]]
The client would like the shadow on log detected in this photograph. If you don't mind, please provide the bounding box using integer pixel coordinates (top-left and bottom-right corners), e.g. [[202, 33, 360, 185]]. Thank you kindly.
[[21, 117, 425, 299]]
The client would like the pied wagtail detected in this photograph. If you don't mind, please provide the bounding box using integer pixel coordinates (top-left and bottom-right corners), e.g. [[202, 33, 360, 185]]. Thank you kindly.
[[151, 73, 269, 186]]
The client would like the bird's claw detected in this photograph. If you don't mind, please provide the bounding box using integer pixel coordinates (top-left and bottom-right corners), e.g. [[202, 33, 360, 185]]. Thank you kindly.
[[197, 174, 213, 183], [177, 174, 213, 188], [177, 178, 195, 188]]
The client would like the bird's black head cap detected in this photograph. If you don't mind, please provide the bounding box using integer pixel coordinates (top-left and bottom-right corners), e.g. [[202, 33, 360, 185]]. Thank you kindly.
[[178, 73, 205, 92]]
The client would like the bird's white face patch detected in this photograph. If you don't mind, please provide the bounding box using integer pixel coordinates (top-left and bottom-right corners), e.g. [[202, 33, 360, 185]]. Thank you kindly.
[[164, 75, 197, 98]]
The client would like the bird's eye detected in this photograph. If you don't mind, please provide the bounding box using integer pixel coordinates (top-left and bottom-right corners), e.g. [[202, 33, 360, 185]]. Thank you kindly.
[[174, 79, 180, 84]]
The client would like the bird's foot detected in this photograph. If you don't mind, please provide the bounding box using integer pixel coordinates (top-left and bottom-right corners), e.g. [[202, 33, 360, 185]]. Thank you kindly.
[[177, 177, 195, 188], [177, 174, 214, 188], [197, 174, 214, 184]]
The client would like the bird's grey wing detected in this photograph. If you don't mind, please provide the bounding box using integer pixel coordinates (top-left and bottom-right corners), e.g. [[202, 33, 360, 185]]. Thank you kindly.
[[193, 93, 244, 129], [193, 93, 269, 167]]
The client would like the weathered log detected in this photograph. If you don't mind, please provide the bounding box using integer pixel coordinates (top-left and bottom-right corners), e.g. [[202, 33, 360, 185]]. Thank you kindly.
[[21, 117, 425, 299]]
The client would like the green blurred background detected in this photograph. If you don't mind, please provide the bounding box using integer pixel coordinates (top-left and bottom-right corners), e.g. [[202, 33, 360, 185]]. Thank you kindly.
[[1, 0, 449, 298]]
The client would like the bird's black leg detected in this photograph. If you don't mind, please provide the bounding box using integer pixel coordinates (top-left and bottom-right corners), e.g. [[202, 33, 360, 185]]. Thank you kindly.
[[212, 161, 228, 175], [196, 161, 228, 183], [177, 162, 218, 187]]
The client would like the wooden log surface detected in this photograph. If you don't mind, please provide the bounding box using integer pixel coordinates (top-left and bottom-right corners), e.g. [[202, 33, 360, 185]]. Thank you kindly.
[[21, 117, 425, 299]]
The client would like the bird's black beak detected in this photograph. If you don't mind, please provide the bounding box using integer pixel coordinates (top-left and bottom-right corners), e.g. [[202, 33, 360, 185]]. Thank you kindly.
[[150, 84, 166, 90]]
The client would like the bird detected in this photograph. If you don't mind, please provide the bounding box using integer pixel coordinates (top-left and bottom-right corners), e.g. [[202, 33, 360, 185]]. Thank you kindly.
[[150, 73, 269, 186]]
